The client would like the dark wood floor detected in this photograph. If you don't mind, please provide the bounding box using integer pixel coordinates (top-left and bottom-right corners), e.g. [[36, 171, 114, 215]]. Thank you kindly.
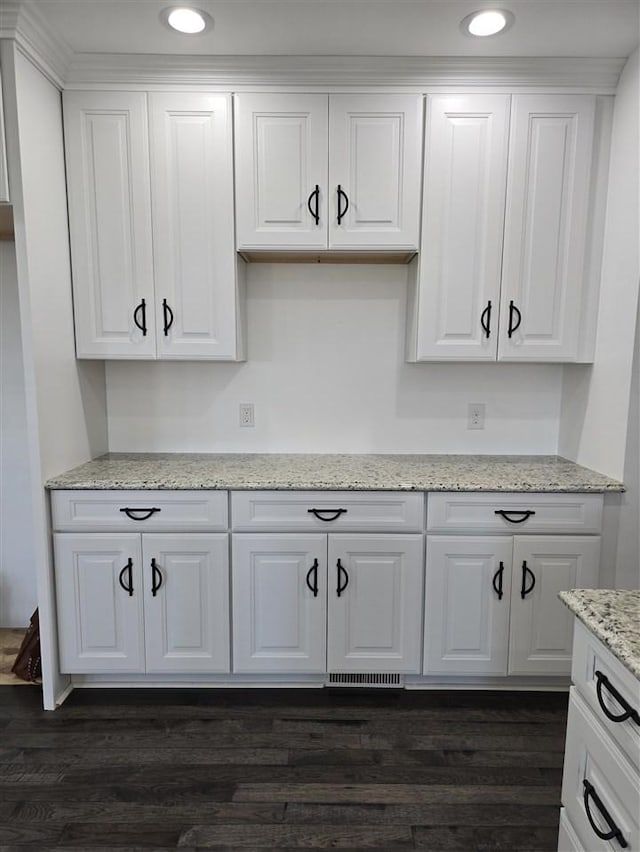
[[0, 685, 568, 851]]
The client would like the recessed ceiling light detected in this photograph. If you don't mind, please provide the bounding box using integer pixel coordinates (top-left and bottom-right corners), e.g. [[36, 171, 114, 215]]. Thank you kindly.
[[160, 7, 213, 35], [461, 9, 515, 37]]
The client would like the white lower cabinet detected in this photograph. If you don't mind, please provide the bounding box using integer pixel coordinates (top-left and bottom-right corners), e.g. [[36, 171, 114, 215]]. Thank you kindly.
[[424, 534, 600, 677], [232, 533, 423, 675], [54, 532, 230, 674]]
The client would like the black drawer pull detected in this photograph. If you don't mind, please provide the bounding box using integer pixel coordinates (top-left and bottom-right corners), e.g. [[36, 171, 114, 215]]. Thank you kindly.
[[133, 299, 147, 336], [520, 561, 536, 599], [508, 299, 522, 337], [336, 559, 349, 597], [492, 561, 505, 600], [305, 558, 319, 598], [307, 185, 320, 225], [480, 300, 492, 338], [595, 670, 640, 725], [150, 558, 163, 597], [494, 509, 535, 524], [336, 185, 349, 224], [162, 299, 174, 336], [307, 508, 347, 522], [118, 558, 134, 596], [119, 507, 161, 521], [583, 779, 628, 847]]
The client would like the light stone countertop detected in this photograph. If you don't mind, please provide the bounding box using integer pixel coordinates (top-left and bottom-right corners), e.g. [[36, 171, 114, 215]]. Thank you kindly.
[[45, 452, 623, 492], [560, 589, 640, 679]]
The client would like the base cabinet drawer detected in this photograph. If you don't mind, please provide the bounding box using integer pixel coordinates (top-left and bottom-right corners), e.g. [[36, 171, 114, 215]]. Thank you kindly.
[[561, 689, 639, 852]]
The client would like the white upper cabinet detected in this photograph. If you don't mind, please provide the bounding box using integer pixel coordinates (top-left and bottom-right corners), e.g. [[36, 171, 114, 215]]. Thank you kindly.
[[234, 93, 423, 253], [64, 92, 156, 358], [408, 93, 606, 363], [498, 95, 596, 361], [411, 94, 510, 360], [149, 93, 241, 360], [234, 94, 328, 249], [64, 91, 244, 361]]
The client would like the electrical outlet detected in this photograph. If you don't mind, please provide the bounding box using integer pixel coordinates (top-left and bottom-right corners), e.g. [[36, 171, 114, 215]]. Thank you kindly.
[[239, 403, 255, 427], [468, 403, 486, 430]]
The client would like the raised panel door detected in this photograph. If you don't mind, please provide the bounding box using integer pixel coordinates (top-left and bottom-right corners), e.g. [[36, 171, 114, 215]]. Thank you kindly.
[[423, 536, 512, 675], [63, 91, 156, 358], [508, 535, 600, 675], [53, 533, 144, 673], [329, 94, 422, 249], [499, 95, 596, 361], [142, 534, 230, 673], [327, 534, 423, 673], [234, 94, 328, 249], [232, 534, 327, 673], [413, 94, 510, 360], [149, 93, 241, 360]]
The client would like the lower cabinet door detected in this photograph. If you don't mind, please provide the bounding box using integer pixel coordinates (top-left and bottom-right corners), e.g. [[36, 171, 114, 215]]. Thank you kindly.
[[423, 536, 512, 676], [142, 534, 230, 673], [508, 536, 600, 676], [327, 534, 424, 673], [54, 533, 145, 673], [232, 534, 327, 673]]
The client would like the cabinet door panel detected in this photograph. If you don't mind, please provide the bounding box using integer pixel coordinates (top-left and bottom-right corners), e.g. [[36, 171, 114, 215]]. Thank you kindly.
[[143, 534, 230, 673], [414, 95, 509, 360], [54, 533, 144, 673], [328, 534, 423, 673], [232, 535, 327, 673], [329, 95, 422, 249], [509, 535, 600, 675], [63, 92, 156, 358], [234, 94, 328, 249], [424, 536, 512, 675], [499, 95, 596, 361], [149, 93, 240, 360]]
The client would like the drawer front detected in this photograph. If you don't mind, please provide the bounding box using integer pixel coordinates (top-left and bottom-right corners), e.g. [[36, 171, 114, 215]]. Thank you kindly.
[[51, 490, 228, 532], [427, 492, 603, 534], [572, 620, 640, 772], [231, 491, 425, 532], [562, 689, 639, 852]]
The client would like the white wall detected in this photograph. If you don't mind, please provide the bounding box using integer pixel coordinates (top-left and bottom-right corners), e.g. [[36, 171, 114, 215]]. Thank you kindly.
[[0, 241, 37, 626], [107, 263, 564, 454], [559, 49, 640, 481], [3, 42, 109, 705]]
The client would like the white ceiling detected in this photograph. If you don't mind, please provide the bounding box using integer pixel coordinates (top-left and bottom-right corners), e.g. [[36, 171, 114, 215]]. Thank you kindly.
[[26, 0, 640, 59]]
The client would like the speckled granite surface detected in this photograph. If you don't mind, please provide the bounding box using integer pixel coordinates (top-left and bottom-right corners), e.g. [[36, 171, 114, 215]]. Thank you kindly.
[[560, 589, 640, 679], [45, 453, 623, 492]]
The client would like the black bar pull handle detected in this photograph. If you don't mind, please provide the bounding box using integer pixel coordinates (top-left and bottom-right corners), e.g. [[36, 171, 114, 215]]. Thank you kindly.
[[118, 558, 134, 596], [520, 561, 536, 599], [595, 670, 640, 725], [508, 300, 522, 338], [583, 779, 628, 847], [494, 509, 536, 524], [336, 558, 349, 597], [162, 299, 174, 336], [305, 558, 319, 598], [119, 507, 161, 521], [133, 299, 147, 336], [307, 508, 347, 523], [151, 558, 163, 597], [480, 300, 492, 338], [307, 185, 320, 225], [492, 561, 505, 600], [336, 185, 349, 224]]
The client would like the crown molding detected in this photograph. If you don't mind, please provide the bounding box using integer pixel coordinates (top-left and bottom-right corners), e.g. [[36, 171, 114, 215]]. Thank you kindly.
[[0, 0, 73, 89], [62, 53, 626, 91]]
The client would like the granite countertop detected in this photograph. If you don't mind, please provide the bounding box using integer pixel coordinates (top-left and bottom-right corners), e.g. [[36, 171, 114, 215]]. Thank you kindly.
[[45, 452, 623, 492], [560, 589, 640, 679]]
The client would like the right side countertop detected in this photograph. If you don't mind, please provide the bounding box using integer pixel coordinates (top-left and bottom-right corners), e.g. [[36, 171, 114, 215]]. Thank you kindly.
[[560, 589, 640, 680]]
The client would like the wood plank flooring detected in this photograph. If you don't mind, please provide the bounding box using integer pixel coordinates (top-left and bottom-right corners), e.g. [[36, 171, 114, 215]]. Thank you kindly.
[[0, 686, 568, 851]]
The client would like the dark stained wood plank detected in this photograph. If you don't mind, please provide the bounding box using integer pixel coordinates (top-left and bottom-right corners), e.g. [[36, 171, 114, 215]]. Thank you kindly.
[[11, 801, 285, 824], [414, 824, 560, 850], [4, 746, 289, 766], [233, 782, 560, 805], [177, 823, 414, 848]]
